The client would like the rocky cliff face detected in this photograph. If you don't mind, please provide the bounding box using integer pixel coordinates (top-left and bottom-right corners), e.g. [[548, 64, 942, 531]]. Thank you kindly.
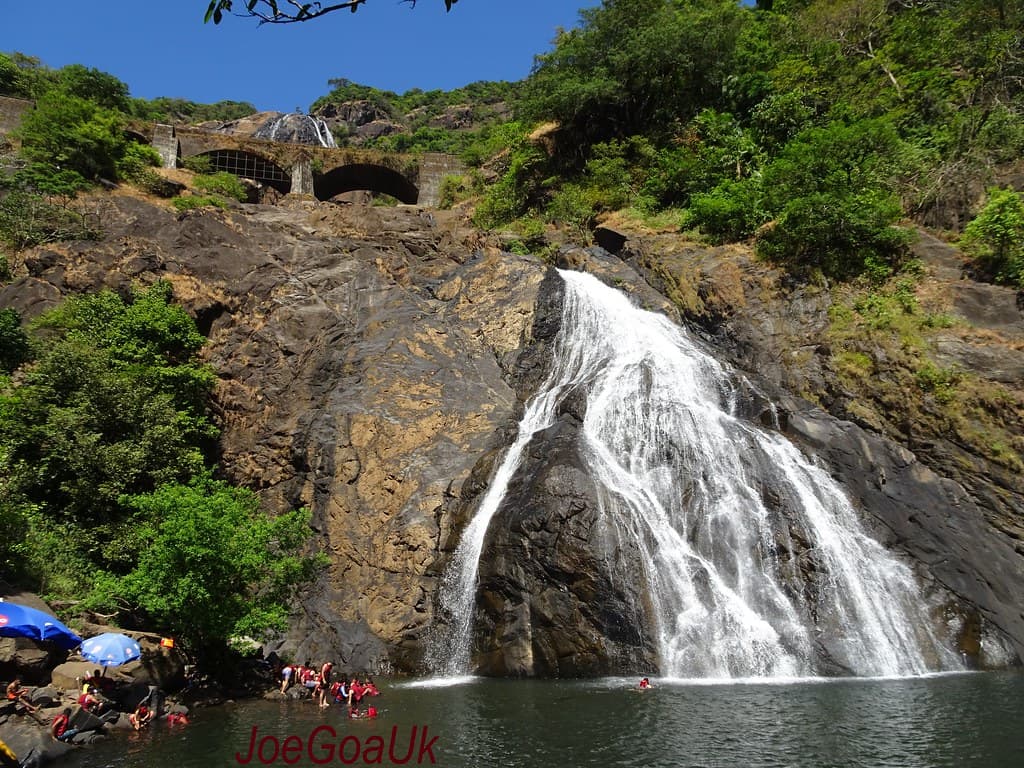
[[3, 194, 1022, 675]]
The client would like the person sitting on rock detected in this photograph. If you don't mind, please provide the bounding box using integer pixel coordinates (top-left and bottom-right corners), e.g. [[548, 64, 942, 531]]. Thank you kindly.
[[84, 668, 116, 695], [50, 708, 79, 742], [129, 703, 153, 731], [5, 679, 36, 712], [76, 687, 105, 715]]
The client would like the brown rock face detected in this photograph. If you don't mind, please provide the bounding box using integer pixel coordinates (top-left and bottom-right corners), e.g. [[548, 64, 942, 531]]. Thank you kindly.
[[3, 193, 546, 673], [5, 194, 1024, 677]]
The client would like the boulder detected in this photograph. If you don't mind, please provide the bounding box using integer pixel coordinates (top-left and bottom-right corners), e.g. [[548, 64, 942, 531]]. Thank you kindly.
[[49, 662, 102, 694], [0, 639, 62, 687]]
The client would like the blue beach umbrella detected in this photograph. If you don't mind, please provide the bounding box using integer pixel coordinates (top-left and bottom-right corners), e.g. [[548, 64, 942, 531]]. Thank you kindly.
[[80, 632, 141, 667], [0, 601, 83, 650]]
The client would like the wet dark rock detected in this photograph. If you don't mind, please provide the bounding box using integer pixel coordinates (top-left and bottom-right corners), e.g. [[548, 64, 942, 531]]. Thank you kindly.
[[473, 413, 658, 676]]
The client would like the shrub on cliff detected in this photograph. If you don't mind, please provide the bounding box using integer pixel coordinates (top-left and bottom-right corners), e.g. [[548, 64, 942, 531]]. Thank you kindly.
[[192, 171, 248, 202], [0, 188, 102, 250], [0, 282, 217, 586], [959, 188, 1024, 288], [0, 308, 30, 373], [86, 476, 326, 665], [15, 92, 128, 182]]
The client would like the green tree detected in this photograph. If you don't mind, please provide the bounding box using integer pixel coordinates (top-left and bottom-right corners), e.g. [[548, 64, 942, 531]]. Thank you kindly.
[[0, 283, 216, 575], [90, 476, 325, 663], [0, 309, 30, 374], [754, 118, 913, 278], [517, 0, 749, 160], [15, 92, 128, 181], [959, 188, 1024, 287], [55, 64, 131, 113]]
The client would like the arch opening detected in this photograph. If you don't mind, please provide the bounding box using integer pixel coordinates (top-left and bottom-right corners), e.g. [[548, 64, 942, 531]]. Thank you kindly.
[[192, 149, 291, 195], [315, 163, 418, 205]]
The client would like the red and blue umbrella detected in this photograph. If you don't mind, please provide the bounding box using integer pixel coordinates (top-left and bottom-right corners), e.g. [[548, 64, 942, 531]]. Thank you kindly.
[[0, 601, 82, 651], [80, 632, 141, 667]]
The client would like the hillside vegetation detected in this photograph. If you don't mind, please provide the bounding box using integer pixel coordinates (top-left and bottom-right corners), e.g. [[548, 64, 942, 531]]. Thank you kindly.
[[465, 0, 1023, 288]]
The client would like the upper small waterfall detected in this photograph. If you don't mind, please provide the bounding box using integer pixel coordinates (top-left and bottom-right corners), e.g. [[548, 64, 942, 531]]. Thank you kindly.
[[253, 113, 337, 148], [429, 269, 960, 679]]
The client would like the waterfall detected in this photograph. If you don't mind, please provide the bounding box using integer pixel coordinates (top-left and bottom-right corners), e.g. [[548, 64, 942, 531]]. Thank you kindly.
[[430, 269, 958, 679], [252, 113, 337, 148]]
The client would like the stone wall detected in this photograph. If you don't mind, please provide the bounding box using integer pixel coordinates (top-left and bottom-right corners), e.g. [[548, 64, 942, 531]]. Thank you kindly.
[[417, 152, 466, 208], [0, 96, 33, 139]]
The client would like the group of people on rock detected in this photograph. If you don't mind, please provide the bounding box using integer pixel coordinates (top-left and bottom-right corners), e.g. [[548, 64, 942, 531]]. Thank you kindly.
[[278, 661, 380, 717]]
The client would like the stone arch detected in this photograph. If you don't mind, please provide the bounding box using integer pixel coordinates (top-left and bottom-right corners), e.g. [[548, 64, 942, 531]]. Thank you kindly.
[[190, 149, 291, 194], [315, 163, 418, 204], [123, 128, 149, 145]]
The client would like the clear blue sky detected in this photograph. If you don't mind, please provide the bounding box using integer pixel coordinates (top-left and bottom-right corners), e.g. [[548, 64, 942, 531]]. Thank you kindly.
[[0, 1, 600, 113]]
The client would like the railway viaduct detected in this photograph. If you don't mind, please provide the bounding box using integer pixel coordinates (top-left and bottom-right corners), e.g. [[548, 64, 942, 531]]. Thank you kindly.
[[151, 123, 462, 207]]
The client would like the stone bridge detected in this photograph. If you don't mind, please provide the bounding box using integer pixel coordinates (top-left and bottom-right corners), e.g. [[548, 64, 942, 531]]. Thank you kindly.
[[151, 124, 463, 208]]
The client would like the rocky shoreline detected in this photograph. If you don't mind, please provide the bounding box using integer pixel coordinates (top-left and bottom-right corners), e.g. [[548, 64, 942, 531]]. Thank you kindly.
[[0, 586, 276, 767]]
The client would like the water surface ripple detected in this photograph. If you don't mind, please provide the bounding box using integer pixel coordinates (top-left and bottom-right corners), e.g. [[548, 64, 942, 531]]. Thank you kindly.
[[65, 673, 1023, 768]]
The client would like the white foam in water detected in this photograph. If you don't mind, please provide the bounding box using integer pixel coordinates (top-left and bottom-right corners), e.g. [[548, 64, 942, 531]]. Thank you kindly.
[[398, 675, 478, 689], [430, 270, 961, 679]]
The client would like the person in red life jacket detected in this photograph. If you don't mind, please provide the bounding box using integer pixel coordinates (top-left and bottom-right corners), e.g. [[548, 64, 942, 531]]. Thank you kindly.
[[639, 677, 653, 690], [85, 668, 116, 695], [317, 662, 333, 708], [129, 703, 153, 731], [366, 705, 378, 719], [348, 677, 365, 707], [301, 664, 317, 689], [50, 708, 80, 742], [166, 712, 189, 726], [77, 687, 104, 714], [363, 677, 380, 697]]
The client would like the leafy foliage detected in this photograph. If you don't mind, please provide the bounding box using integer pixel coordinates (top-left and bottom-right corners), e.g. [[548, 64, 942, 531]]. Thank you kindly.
[[0, 309, 30, 373], [959, 188, 1024, 287], [0, 188, 102, 250], [192, 171, 249, 202], [517, 0, 748, 160], [14, 93, 128, 182], [0, 283, 323, 666], [466, 0, 1024, 281], [0, 283, 217, 575], [87, 476, 326, 659], [171, 195, 230, 212], [131, 97, 257, 124]]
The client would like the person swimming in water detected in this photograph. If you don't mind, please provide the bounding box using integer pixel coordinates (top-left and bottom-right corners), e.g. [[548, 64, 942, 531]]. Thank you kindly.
[[639, 677, 653, 689]]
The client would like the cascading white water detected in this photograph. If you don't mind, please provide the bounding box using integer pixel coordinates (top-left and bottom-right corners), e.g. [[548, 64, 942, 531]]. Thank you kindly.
[[252, 113, 337, 148], [430, 269, 959, 679]]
